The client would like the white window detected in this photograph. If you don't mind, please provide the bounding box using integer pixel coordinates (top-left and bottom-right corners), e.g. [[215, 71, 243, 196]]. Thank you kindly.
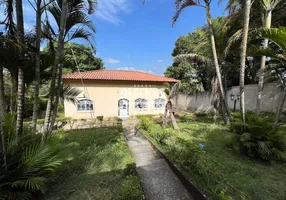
[[77, 99, 93, 111], [135, 98, 147, 109], [154, 98, 165, 109]]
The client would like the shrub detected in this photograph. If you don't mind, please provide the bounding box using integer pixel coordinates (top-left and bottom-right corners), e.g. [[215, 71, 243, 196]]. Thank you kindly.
[[0, 114, 70, 199], [194, 112, 207, 118], [138, 117, 153, 132], [231, 114, 286, 161], [179, 113, 195, 122], [152, 115, 164, 124], [149, 128, 172, 145]]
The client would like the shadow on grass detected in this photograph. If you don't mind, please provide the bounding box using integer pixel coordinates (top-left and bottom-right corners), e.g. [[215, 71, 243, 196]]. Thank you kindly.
[[146, 122, 286, 200], [45, 127, 142, 200]]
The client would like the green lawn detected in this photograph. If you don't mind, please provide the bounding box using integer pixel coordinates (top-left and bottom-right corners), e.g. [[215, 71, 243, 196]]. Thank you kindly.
[[140, 120, 286, 200], [46, 127, 143, 200]]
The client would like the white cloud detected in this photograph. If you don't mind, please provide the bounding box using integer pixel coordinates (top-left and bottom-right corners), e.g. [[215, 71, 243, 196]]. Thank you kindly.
[[117, 67, 153, 74], [95, 0, 133, 25], [106, 58, 120, 64], [157, 59, 164, 62]]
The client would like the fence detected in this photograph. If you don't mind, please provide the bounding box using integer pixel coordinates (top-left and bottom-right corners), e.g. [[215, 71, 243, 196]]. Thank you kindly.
[[172, 82, 286, 112]]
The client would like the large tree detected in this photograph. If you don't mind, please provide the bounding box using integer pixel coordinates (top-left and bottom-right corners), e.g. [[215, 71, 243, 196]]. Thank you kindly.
[[43, 0, 97, 132], [172, 0, 231, 124], [256, 0, 281, 114], [63, 43, 104, 73], [15, 0, 25, 135], [239, 0, 252, 127]]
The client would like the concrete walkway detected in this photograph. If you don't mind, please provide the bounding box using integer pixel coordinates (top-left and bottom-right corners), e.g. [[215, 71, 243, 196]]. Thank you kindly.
[[123, 119, 193, 200]]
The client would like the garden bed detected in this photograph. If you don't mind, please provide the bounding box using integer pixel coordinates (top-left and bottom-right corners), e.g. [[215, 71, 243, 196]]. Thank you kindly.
[[45, 127, 143, 200], [138, 118, 286, 200]]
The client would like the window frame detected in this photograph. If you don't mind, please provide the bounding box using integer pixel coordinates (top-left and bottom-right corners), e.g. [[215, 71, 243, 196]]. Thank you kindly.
[[134, 98, 148, 110], [154, 98, 165, 109], [77, 99, 94, 112]]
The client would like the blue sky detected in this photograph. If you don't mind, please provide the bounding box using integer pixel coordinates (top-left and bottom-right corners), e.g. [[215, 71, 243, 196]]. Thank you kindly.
[[0, 0, 227, 75]]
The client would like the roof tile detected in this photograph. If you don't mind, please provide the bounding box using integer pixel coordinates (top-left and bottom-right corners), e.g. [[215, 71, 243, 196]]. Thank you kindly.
[[62, 70, 180, 83]]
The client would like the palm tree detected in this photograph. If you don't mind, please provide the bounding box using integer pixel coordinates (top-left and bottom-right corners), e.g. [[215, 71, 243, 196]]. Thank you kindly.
[[239, 0, 251, 127], [256, 0, 281, 114], [43, 0, 96, 132], [249, 27, 286, 128], [32, 0, 43, 132], [15, 0, 25, 135], [43, 0, 68, 133], [171, 0, 231, 124], [173, 17, 239, 124]]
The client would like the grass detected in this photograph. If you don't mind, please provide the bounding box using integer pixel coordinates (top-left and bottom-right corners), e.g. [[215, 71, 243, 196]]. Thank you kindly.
[[46, 127, 143, 200], [140, 119, 286, 200]]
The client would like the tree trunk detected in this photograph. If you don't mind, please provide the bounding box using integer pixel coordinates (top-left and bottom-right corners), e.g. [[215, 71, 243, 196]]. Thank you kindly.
[[256, 11, 272, 114], [44, 0, 68, 133], [0, 118, 7, 173], [273, 84, 286, 128], [239, 0, 251, 127], [32, 0, 42, 132], [49, 65, 63, 132], [15, 0, 25, 135], [0, 67, 6, 116], [10, 77, 16, 114], [169, 101, 179, 130], [162, 101, 168, 128], [205, 3, 230, 125]]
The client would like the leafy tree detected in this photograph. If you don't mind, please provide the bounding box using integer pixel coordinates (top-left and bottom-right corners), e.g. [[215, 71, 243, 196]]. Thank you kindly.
[[172, 0, 231, 124], [62, 43, 104, 74], [165, 62, 203, 93]]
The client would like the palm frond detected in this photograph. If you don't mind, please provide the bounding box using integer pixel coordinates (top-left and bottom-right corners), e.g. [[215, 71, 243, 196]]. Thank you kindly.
[[173, 53, 212, 65], [254, 27, 286, 51], [172, 0, 203, 26], [61, 85, 81, 104], [247, 46, 286, 63]]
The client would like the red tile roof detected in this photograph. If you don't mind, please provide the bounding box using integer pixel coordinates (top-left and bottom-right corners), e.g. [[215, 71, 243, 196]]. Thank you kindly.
[[62, 70, 180, 83]]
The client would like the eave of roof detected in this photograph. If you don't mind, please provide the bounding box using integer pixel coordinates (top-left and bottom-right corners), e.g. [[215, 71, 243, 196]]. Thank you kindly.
[[62, 70, 180, 83]]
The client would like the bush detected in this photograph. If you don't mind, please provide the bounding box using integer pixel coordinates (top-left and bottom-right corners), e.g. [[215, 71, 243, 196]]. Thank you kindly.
[[0, 114, 70, 199], [231, 114, 286, 161], [152, 115, 164, 124], [138, 117, 153, 132], [194, 112, 207, 118], [179, 113, 195, 122]]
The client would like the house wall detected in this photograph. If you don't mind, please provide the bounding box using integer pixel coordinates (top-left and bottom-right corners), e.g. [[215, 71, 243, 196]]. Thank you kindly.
[[172, 82, 286, 112], [63, 80, 168, 119]]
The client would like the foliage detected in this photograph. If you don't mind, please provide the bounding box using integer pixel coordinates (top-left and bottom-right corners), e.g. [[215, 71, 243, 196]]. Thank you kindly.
[[231, 113, 286, 161], [46, 127, 142, 200], [179, 113, 195, 122], [23, 98, 47, 119], [44, 43, 104, 74], [0, 114, 69, 199], [138, 117, 154, 132], [165, 62, 204, 93], [139, 120, 286, 199]]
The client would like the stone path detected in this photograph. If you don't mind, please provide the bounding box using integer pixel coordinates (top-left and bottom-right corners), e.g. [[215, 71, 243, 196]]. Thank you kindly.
[[123, 118, 193, 200]]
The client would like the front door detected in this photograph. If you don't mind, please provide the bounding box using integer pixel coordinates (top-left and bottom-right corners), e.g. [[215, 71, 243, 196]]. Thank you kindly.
[[118, 99, 129, 117]]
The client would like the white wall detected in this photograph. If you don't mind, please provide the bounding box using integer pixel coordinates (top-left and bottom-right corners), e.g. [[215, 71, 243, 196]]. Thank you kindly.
[[172, 82, 286, 112]]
